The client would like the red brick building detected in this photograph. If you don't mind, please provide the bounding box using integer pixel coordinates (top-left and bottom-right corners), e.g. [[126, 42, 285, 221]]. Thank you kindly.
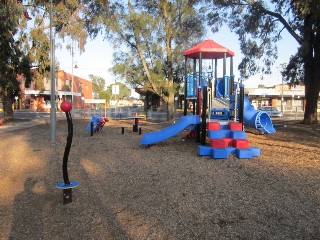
[[18, 70, 92, 111]]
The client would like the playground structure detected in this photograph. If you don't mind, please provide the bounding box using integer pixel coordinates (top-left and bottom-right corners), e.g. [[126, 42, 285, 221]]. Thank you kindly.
[[182, 39, 276, 140], [140, 39, 277, 159], [86, 115, 109, 136], [198, 121, 261, 159], [141, 115, 200, 145]]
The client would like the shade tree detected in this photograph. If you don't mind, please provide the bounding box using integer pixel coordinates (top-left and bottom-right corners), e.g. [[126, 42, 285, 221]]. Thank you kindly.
[[205, 0, 320, 124]]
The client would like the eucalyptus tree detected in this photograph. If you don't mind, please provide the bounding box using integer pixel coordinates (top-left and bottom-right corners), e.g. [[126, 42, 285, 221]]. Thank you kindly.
[[88, 74, 131, 103], [205, 0, 320, 124], [0, 0, 88, 120], [89, 74, 111, 102], [106, 82, 131, 100], [21, 0, 88, 84], [87, 0, 207, 120], [0, 0, 32, 120], [90, 74, 106, 93]]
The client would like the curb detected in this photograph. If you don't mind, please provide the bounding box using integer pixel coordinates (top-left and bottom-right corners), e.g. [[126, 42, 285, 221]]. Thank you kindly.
[[0, 119, 51, 133]]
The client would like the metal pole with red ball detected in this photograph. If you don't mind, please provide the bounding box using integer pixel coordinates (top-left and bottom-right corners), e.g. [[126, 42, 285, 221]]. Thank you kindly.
[[55, 100, 79, 204]]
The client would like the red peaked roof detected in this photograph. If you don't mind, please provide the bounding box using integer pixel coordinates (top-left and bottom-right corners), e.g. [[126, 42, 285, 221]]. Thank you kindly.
[[183, 39, 235, 59]]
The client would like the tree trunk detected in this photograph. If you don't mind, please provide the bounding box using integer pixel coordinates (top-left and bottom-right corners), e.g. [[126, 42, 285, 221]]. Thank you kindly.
[[3, 95, 14, 122], [303, 87, 319, 124], [303, 16, 320, 124], [303, 51, 318, 124], [167, 92, 175, 121]]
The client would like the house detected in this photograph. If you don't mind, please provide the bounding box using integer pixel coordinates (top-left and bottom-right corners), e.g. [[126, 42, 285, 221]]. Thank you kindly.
[[18, 70, 92, 111], [247, 83, 305, 111], [134, 88, 182, 112], [134, 83, 307, 114]]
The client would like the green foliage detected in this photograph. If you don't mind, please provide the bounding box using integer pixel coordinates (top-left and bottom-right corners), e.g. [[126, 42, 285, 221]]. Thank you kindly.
[[89, 74, 106, 93], [0, 0, 89, 119], [205, 0, 320, 123], [19, 0, 89, 81], [106, 82, 131, 100], [98, 90, 111, 103], [93, 1, 207, 118], [0, 1, 32, 119], [89, 74, 112, 102]]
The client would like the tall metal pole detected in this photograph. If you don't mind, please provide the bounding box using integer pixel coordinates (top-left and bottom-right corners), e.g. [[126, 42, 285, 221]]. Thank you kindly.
[[239, 84, 244, 131], [193, 58, 197, 114], [214, 59, 217, 98], [223, 53, 226, 76], [201, 85, 208, 145], [50, 0, 56, 141], [71, 41, 74, 117], [281, 76, 284, 113], [230, 57, 234, 96], [183, 56, 188, 116]]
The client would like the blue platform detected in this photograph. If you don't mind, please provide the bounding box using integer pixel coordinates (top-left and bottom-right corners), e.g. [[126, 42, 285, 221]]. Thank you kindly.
[[55, 181, 79, 189]]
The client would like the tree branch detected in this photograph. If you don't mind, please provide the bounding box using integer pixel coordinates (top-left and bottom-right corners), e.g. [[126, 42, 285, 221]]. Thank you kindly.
[[127, 0, 159, 94], [260, 7, 303, 45]]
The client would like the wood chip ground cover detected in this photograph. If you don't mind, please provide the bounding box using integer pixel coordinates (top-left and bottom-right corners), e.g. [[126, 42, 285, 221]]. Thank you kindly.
[[0, 119, 319, 239]]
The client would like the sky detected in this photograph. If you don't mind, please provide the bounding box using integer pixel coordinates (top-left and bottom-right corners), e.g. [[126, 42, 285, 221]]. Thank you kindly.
[[207, 25, 299, 87], [55, 25, 299, 96]]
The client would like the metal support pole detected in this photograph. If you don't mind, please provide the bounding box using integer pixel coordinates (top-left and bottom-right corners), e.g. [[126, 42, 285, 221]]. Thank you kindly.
[[230, 74, 235, 97], [183, 56, 188, 116], [214, 59, 217, 98], [198, 52, 202, 115], [234, 81, 239, 122], [281, 77, 284, 113], [196, 54, 202, 143], [201, 85, 208, 145], [230, 57, 234, 96], [239, 85, 244, 131], [71, 41, 74, 117], [192, 99, 196, 115], [193, 58, 197, 115], [50, 0, 56, 141], [223, 53, 226, 76]]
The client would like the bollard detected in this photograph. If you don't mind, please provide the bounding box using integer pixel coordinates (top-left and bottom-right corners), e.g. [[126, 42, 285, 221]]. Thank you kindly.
[[121, 127, 124, 134], [90, 122, 94, 136], [133, 124, 138, 132], [139, 127, 142, 135]]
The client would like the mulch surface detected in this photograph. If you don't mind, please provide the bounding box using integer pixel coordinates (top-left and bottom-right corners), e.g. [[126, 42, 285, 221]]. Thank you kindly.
[[0, 118, 319, 239]]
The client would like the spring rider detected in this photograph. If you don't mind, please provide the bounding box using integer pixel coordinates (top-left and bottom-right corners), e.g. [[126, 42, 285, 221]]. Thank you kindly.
[[55, 100, 79, 204]]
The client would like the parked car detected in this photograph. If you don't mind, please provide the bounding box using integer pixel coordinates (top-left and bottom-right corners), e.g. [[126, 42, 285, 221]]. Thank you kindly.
[[132, 103, 143, 108], [258, 106, 283, 117]]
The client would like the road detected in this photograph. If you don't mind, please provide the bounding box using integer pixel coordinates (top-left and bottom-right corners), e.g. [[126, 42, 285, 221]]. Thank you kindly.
[[12, 110, 85, 120], [10, 109, 306, 121], [13, 111, 51, 119], [11, 107, 136, 120]]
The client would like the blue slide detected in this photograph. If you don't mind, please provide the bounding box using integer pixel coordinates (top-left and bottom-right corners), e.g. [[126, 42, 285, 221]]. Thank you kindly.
[[243, 96, 276, 133], [140, 115, 201, 145]]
